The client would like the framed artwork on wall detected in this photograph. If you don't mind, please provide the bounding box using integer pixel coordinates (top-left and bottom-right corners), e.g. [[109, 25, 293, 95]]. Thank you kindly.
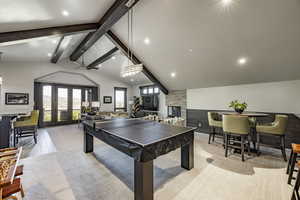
[[103, 96, 112, 104], [5, 93, 29, 105]]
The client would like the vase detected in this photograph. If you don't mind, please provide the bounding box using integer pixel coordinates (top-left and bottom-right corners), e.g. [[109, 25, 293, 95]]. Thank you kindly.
[[234, 108, 244, 114]]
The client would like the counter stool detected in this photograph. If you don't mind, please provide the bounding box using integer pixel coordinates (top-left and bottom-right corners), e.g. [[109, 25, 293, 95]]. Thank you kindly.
[[208, 112, 223, 144], [256, 115, 288, 161], [291, 161, 300, 200], [223, 115, 251, 162], [287, 144, 300, 184]]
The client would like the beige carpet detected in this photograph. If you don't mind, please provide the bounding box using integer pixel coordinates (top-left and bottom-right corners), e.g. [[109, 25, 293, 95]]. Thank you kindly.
[[18, 125, 292, 200]]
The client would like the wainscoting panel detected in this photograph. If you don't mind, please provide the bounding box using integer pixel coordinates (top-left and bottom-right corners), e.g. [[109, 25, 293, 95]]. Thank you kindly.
[[187, 109, 300, 148]]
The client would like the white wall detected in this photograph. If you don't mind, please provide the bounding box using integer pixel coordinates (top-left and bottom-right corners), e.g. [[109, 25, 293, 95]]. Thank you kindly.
[[0, 61, 132, 114], [187, 80, 300, 114]]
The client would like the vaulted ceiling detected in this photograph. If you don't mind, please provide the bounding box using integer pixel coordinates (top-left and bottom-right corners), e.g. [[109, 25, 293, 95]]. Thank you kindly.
[[1, 0, 300, 90]]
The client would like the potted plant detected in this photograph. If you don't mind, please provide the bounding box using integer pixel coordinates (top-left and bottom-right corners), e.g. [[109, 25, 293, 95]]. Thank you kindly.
[[229, 100, 247, 114]]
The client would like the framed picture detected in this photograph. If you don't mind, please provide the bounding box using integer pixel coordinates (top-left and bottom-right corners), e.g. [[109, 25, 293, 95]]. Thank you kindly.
[[103, 96, 112, 104], [5, 93, 29, 105]]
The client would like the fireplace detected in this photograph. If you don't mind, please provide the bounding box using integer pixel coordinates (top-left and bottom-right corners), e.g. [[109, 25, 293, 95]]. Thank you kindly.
[[168, 106, 181, 118]]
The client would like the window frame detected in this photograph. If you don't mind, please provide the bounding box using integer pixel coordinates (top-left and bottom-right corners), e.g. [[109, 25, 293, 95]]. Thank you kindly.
[[114, 87, 127, 112], [140, 85, 160, 96]]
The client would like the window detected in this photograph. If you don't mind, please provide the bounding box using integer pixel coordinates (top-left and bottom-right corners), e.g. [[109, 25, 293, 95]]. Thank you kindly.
[[142, 88, 148, 95], [114, 87, 127, 112], [140, 85, 160, 96], [149, 87, 153, 94]]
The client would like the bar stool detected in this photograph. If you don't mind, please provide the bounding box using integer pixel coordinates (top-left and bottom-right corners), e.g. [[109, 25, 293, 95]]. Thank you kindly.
[[291, 161, 300, 200], [256, 115, 288, 161], [223, 115, 251, 162], [287, 144, 300, 184], [207, 112, 223, 144]]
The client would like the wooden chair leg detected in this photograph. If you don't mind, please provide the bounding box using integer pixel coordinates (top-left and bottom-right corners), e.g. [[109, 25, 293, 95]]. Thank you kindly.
[[20, 184, 24, 198], [291, 168, 300, 200], [256, 133, 260, 156], [241, 136, 245, 162], [33, 131, 37, 144], [222, 131, 225, 149], [247, 136, 251, 156], [225, 133, 228, 157], [281, 136, 287, 162], [208, 127, 212, 144], [212, 127, 216, 142], [287, 149, 294, 174], [4, 196, 18, 200], [288, 153, 297, 184]]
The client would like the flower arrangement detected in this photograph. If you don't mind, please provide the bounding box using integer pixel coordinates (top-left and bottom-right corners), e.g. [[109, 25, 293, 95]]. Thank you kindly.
[[229, 100, 247, 114]]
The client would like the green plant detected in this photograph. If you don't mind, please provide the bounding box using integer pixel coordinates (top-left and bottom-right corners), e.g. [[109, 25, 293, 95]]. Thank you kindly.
[[229, 100, 248, 111]]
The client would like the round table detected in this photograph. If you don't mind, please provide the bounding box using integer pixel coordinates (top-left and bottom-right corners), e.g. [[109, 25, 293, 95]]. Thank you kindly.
[[217, 112, 269, 117]]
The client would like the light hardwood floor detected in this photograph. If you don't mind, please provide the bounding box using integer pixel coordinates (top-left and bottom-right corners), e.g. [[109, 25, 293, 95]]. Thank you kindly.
[[17, 125, 292, 200]]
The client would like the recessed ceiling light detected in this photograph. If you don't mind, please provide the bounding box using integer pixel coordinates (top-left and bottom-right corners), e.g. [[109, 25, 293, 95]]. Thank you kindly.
[[112, 56, 116, 60], [221, 0, 233, 6], [144, 37, 150, 45], [238, 57, 247, 65], [62, 10, 69, 16], [47, 53, 52, 57], [171, 72, 176, 78]]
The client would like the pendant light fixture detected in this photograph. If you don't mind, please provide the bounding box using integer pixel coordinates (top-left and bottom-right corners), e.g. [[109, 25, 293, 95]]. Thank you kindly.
[[121, 5, 143, 78]]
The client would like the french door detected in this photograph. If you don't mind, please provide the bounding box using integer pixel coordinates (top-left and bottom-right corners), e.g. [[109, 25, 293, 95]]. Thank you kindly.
[[36, 83, 98, 127]]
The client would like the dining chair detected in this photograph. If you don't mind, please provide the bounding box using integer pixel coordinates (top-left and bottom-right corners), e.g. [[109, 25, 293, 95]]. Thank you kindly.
[[207, 112, 223, 144], [256, 114, 288, 161], [14, 110, 40, 145], [223, 115, 251, 161]]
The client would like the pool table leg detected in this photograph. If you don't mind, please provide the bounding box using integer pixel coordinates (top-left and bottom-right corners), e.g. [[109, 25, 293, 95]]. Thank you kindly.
[[181, 136, 194, 170], [84, 130, 94, 153], [134, 160, 153, 200]]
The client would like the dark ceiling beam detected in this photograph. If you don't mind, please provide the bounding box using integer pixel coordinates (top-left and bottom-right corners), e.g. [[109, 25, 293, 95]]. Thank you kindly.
[[105, 30, 169, 95], [69, 0, 140, 61], [51, 36, 71, 63], [87, 47, 119, 70], [0, 23, 98, 44]]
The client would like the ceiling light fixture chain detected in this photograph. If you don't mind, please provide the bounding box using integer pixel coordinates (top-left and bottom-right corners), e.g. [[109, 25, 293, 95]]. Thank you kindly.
[[121, 6, 143, 78]]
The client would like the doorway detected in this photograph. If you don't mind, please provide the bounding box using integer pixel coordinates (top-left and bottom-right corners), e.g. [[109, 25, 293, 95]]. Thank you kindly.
[[35, 82, 98, 127]]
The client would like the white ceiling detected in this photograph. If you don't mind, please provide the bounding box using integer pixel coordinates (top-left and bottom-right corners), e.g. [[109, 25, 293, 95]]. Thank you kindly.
[[78, 35, 151, 86], [0, 0, 113, 32], [0, 33, 88, 62], [112, 0, 300, 89], [1, 0, 300, 90]]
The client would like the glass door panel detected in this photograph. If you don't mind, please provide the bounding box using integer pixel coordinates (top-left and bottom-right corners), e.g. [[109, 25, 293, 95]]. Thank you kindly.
[[72, 89, 81, 120], [114, 87, 127, 112], [57, 88, 69, 122], [42, 85, 52, 123]]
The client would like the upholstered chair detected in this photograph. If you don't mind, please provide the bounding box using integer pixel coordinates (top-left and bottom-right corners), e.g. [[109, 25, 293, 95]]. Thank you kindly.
[[207, 112, 223, 144], [14, 110, 40, 145], [223, 115, 250, 161], [256, 114, 288, 161]]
